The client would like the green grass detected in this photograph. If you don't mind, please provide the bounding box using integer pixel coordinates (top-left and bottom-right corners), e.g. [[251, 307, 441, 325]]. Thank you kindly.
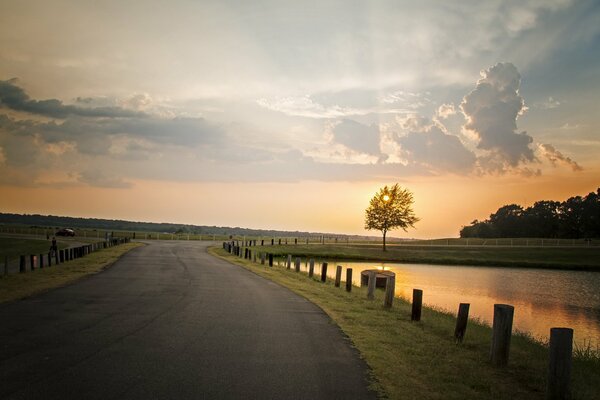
[[253, 244, 600, 270], [0, 242, 144, 304], [0, 237, 69, 262], [210, 247, 600, 400]]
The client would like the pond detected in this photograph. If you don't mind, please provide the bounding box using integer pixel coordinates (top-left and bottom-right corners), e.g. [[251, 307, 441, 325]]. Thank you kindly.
[[281, 258, 600, 347]]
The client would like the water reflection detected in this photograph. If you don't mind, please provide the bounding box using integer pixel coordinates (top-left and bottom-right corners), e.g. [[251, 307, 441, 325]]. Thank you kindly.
[[297, 259, 600, 346]]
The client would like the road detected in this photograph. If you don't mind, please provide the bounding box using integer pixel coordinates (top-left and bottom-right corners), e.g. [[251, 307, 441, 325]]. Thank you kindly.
[[0, 241, 377, 399]]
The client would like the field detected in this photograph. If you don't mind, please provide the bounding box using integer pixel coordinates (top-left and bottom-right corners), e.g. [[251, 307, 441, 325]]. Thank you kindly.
[[253, 243, 600, 270], [211, 246, 600, 400], [0, 237, 69, 263], [0, 242, 143, 303]]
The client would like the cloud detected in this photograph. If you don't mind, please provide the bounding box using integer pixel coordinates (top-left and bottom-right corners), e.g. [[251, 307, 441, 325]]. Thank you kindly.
[[460, 62, 535, 169], [76, 170, 133, 188], [0, 79, 146, 119], [436, 103, 456, 119], [538, 143, 583, 171], [534, 96, 561, 109], [330, 119, 381, 156], [394, 116, 476, 173]]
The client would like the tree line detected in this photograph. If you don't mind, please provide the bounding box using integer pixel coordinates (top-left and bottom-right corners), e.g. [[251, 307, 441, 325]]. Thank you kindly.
[[460, 188, 600, 239]]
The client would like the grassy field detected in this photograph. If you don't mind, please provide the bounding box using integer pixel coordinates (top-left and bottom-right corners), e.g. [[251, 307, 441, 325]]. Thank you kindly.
[[0, 237, 70, 262], [210, 247, 600, 400], [0, 242, 143, 303], [252, 243, 600, 270]]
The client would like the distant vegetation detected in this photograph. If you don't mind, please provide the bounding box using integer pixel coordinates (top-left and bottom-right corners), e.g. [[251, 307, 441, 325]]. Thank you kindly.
[[460, 188, 600, 239], [0, 213, 373, 240]]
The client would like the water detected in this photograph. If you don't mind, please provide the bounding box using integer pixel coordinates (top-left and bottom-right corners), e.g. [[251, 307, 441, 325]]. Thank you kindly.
[[292, 259, 600, 346]]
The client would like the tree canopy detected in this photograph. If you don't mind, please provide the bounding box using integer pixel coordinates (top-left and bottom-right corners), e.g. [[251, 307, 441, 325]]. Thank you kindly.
[[365, 184, 419, 251], [460, 188, 600, 239]]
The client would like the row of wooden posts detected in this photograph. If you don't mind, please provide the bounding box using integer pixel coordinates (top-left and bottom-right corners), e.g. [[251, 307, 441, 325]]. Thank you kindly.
[[229, 236, 348, 247], [3, 237, 131, 276], [223, 241, 574, 400]]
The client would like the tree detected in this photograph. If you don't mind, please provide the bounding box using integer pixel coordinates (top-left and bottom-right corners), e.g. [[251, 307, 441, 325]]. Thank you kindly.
[[365, 184, 419, 251]]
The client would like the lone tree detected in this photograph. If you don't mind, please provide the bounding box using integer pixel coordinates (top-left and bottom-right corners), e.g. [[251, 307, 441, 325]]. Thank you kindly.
[[365, 184, 419, 251]]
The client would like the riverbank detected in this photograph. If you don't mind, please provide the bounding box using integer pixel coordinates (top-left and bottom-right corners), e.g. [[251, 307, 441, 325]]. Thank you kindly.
[[210, 246, 600, 400], [255, 243, 600, 270], [0, 242, 143, 304]]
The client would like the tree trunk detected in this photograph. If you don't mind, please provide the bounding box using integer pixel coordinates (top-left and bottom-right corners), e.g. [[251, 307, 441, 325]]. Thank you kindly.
[[382, 230, 387, 251]]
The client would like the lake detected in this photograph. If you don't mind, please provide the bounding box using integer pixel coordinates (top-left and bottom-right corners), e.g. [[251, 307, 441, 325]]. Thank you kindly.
[[291, 259, 600, 347]]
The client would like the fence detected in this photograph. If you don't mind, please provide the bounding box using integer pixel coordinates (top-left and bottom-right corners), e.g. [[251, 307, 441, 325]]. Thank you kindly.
[[222, 240, 575, 399], [3, 237, 131, 277]]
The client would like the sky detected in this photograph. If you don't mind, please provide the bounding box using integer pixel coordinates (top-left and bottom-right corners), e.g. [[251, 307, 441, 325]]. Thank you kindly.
[[0, 0, 599, 238]]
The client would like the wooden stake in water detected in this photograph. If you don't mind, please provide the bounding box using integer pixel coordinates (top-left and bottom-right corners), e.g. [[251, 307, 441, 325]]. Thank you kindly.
[[454, 303, 470, 342], [490, 304, 514, 366], [547, 327, 573, 400]]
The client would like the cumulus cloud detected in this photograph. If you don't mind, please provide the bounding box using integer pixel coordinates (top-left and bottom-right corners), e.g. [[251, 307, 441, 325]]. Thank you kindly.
[[394, 116, 476, 173], [461, 62, 535, 169], [437, 103, 456, 119], [329, 119, 381, 156], [0, 79, 145, 119], [538, 143, 583, 171]]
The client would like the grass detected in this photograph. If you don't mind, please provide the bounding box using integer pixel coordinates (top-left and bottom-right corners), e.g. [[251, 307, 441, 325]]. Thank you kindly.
[[210, 247, 600, 400], [0, 237, 69, 262], [252, 244, 600, 270], [0, 242, 143, 304]]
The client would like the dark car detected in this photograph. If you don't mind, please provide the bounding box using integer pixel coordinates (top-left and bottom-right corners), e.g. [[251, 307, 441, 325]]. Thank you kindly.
[[56, 228, 75, 237]]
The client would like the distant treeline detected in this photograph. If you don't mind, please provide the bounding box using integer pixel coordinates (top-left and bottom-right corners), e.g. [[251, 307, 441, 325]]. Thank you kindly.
[[460, 188, 600, 239], [0, 212, 370, 240]]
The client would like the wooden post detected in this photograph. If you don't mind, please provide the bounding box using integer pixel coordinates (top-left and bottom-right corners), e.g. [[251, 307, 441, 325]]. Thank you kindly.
[[253, 251, 257, 263], [454, 303, 470, 342], [335, 265, 342, 287], [295, 257, 300, 272], [47, 252, 52, 267], [268, 253, 273, 267], [320, 262, 328, 282], [547, 327, 573, 400], [19, 255, 26, 273], [411, 289, 423, 321], [39, 254, 44, 269], [30, 255, 36, 271], [55, 250, 59, 265], [346, 268, 352, 292], [367, 271, 376, 300], [286, 254, 292, 269], [490, 304, 514, 366], [309, 259, 315, 277], [384, 275, 395, 308]]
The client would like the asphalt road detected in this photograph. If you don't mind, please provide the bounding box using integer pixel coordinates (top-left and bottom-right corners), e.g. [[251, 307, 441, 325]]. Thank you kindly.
[[0, 241, 377, 399]]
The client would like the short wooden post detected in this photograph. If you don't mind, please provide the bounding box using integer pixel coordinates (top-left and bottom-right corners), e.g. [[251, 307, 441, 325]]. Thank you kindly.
[[39, 254, 44, 269], [253, 251, 257, 263], [295, 257, 300, 272], [335, 265, 342, 287], [309, 259, 315, 277], [19, 255, 26, 273], [261, 239, 264, 246], [384, 275, 395, 308], [278, 239, 281, 245], [47, 252, 52, 267], [320, 262, 328, 282], [286, 254, 291, 269], [268, 253, 273, 267], [490, 304, 514, 366], [260, 252, 265, 265], [346, 268, 352, 292], [30, 255, 36, 271], [411, 289, 423, 321], [367, 271, 376, 300], [271, 239, 274, 245], [547, 327, 573, 400], [454, 303, 470, 342]]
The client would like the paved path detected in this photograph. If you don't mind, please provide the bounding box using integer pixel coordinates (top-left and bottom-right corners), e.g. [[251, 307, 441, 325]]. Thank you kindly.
[[0, 241, 377, 399]]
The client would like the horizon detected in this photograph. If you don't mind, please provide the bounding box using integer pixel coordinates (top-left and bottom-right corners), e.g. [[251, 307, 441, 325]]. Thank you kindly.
[[1, 1, 599, 238]]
